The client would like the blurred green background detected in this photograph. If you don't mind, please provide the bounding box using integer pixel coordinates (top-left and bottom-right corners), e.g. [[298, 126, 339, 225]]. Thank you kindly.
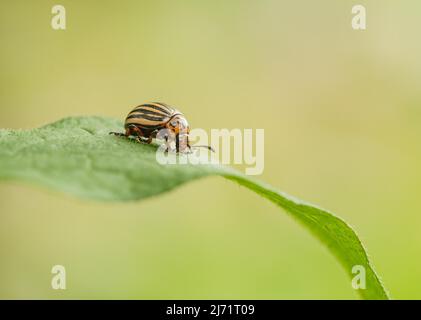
[[1, 0, 421, 299]]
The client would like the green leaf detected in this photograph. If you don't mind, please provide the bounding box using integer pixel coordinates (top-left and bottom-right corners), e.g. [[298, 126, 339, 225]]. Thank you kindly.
[[0, 116, 389, 299]]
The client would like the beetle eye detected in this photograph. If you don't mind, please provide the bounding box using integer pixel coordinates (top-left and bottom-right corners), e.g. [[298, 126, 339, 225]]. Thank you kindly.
[[170, 120, 178, 127]]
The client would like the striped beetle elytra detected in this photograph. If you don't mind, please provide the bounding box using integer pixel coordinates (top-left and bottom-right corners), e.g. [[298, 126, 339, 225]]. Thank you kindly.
[[110, 102, 214, 153]]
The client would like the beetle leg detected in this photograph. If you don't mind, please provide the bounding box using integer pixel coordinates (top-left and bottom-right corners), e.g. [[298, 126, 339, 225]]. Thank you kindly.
[[164, 134, 170, 149], [110, 126, 137, 139], [144, 136, 153, 144], [175, 134, 180, 153], [163, 135, 170, 153], [133, 136, 147, 143], [109, 132, 126, 137], [187, 136, 192, 152], [125, 125, 149, 144], [128, 125, 143, 137], [133, 135, 152, 144], [150, 130, 158, 139]]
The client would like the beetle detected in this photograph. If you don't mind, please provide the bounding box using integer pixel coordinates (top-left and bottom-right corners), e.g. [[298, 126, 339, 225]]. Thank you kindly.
[[110, 102, 213, 153]]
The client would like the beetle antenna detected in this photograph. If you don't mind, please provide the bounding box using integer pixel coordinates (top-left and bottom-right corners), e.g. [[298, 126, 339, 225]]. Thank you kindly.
[[191, 145, 215, 153]]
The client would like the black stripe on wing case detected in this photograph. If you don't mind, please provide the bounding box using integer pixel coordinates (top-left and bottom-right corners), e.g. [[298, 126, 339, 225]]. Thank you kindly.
[[137, 103, 172, 115], [126, 114, 166, 122]]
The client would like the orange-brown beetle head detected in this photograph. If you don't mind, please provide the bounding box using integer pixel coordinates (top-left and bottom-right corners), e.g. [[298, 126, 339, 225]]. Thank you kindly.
[[165, 113, 214, 153], [166, 114, 190, 135], [166, 114, 190, 153]]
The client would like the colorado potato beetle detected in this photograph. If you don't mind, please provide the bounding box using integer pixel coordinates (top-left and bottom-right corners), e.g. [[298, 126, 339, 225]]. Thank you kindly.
[[110, 102, 214, 153]]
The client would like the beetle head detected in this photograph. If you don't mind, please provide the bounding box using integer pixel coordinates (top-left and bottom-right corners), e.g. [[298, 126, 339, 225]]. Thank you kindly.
[[167, 114, 190, 135]]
